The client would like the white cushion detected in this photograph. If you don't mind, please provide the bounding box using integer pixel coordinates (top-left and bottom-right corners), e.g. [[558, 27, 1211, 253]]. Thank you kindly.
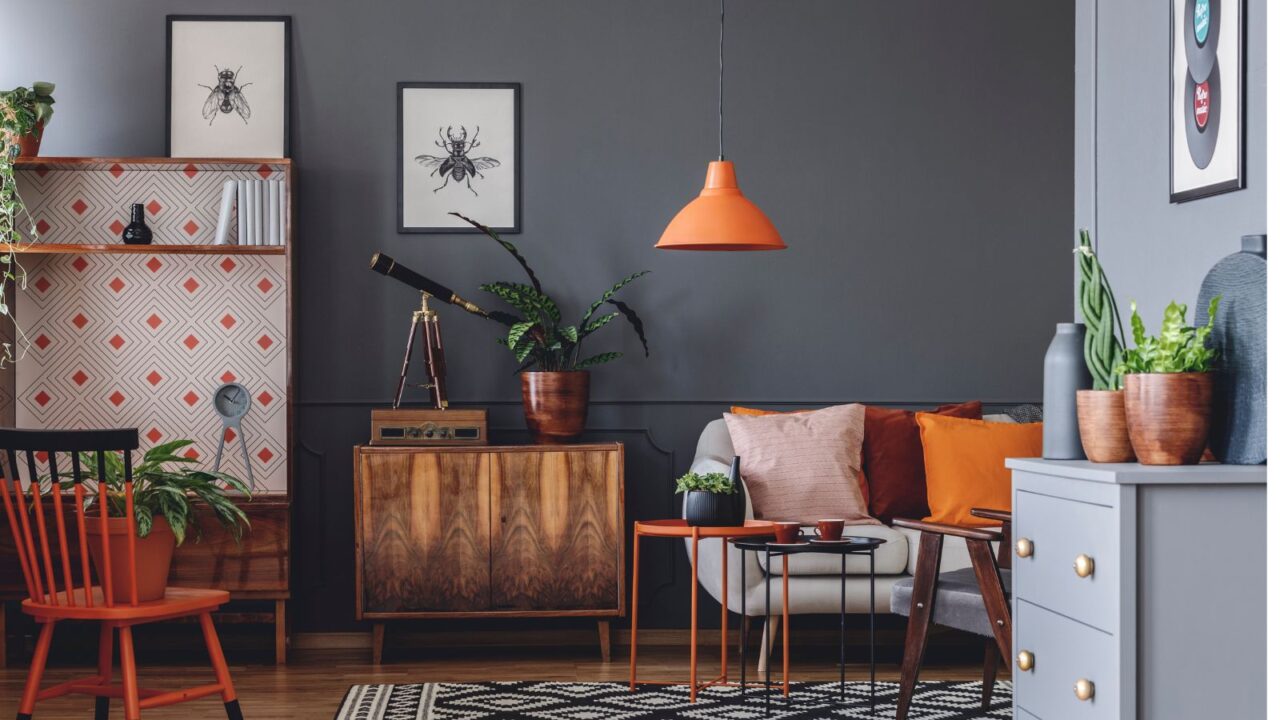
[[754, 524, 908, 576]]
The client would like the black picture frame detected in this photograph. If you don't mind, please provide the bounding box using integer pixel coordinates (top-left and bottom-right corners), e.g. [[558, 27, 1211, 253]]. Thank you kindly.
[[165, 15, 292, 158], [397, 82, 522, 234], [1168, 0, 1244, 203]]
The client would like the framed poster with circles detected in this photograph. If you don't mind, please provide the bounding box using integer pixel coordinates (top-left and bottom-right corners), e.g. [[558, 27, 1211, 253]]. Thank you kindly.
[[1170, 0, 1243, 202]]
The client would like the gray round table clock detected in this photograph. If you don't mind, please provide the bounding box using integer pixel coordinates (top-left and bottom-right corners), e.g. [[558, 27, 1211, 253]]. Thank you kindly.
[[212, 382, 257, 491]]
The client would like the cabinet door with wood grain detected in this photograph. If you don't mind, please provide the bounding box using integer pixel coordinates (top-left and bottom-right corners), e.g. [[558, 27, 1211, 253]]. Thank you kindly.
[[490, 450, 620, 611], [356, 450, 490, 614]]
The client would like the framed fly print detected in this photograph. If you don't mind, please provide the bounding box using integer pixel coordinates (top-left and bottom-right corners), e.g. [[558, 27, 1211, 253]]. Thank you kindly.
[[1170, 0, 1243, 202], [398, 82, 522, 233], [167, 15, 291, 158]]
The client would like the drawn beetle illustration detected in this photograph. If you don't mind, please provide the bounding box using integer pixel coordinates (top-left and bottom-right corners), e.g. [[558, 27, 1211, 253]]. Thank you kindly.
[[414, 126, 501, 196], [199, 66, 252, 125]]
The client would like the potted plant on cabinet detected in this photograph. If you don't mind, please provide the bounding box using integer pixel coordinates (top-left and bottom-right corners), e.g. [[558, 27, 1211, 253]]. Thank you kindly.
[[1, 82, 55, 158], [452, 212, 650, 443], [1116, 298, 1220, 465], [1074, 229, 1135, 462], [77, 439, 252, 602]]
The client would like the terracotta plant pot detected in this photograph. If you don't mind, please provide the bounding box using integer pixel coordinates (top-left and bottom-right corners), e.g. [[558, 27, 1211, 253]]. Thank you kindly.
[[85, 515, 176, 603], [9, 121, 43, 157], [1123, 372, 1213, 466], [521, 370, 589, 443], [1076, 389, 1137, 463]]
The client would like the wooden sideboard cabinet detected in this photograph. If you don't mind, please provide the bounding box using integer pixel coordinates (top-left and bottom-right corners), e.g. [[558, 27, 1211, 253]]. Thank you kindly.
[[1007, 459, 1265, 720], [353, 443, 624, 662]]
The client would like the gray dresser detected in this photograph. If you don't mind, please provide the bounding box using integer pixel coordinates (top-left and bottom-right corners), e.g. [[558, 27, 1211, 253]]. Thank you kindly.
[[1006, 459, 1266, 720]]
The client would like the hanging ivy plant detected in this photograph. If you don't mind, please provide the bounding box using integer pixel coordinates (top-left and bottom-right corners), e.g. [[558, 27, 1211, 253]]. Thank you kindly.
[[0, 83, 55, 366]]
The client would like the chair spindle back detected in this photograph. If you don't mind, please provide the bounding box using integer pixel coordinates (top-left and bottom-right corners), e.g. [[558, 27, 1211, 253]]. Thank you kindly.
[[0, 428, 140, 608]]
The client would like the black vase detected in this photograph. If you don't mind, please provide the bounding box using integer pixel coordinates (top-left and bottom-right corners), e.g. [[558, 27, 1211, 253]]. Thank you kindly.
[[728, 456, 746, 525], [684, 491, 735, 527], [121, 203, 152, 245]]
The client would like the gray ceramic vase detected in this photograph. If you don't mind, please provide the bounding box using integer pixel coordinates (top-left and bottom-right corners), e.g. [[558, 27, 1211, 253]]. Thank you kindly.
[[1043, 323, 1091, 460]]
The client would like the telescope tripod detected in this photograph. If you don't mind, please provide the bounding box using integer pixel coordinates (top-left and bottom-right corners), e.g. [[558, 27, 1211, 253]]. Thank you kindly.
[[393, 292, 449, 409]]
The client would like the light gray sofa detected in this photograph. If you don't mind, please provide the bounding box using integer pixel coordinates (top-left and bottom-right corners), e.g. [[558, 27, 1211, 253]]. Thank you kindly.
[[684, 417, 1005, 668]]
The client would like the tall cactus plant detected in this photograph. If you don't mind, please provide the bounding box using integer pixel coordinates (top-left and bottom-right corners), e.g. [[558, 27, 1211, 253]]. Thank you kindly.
[[1075, 229, 1126, 390]]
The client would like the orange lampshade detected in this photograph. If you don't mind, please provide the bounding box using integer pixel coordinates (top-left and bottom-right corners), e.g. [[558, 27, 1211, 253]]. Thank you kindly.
[[655, 161, 785, 251]]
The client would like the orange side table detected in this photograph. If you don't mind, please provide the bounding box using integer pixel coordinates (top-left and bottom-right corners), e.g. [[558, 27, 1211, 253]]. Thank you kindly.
[[628, 519, 775, 702]]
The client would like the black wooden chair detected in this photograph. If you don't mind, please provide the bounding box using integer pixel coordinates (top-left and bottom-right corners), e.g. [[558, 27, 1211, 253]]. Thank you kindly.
[[890, 508, 1012, 719]]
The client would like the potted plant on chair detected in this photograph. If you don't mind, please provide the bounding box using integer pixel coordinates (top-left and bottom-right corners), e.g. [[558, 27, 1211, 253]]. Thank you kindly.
[[1116, 298, 1220, 465], [79, 439, 252, 602]]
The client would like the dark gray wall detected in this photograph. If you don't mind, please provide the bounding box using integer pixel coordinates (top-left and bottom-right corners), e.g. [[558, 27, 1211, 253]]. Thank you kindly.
[[1076, 0, 1266, 316], [1, 0, 1073, 633]]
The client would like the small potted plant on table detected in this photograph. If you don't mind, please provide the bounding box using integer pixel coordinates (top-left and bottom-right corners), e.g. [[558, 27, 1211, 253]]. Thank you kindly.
[[1116, 298, 1220, 465], [676, 470, 741, 527], [80, 439, 252, 602]]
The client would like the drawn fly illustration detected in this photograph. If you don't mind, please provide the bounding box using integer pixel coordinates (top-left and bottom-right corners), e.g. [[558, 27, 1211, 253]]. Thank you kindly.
[[199, 66, 252, 125], [415, 126, 500, 196]]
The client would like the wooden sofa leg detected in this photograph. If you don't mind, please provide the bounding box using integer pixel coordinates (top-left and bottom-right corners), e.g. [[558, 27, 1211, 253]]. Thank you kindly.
[[756, 615, 779, 673], [898, 532, 942, 720]]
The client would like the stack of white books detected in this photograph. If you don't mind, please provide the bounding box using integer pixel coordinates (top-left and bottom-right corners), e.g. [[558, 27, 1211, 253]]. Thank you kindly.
[[213, 178, 287, 246]]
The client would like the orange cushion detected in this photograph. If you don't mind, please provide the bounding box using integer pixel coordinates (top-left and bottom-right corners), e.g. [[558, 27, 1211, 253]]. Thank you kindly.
[[916, 413, 1042, 527]]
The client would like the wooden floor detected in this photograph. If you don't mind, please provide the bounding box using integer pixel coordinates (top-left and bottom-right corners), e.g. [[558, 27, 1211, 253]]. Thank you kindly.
[[1, 641, 1001, 719]]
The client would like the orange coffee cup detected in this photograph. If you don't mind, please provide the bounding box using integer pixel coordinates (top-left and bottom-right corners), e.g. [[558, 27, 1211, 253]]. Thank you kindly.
[[773, 521, 801, 544], [815, 519, 845, 541]]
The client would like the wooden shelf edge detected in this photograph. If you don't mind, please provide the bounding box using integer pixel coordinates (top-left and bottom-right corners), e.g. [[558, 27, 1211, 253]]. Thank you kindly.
[[14, 156, 291, 166], [2, 243, 285, 255]]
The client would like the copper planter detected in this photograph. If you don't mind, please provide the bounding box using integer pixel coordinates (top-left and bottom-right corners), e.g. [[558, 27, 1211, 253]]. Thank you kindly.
[[521, 371, 590, 444], [1076, 389, 1136, 463], [1123, 372, 1213, 465]]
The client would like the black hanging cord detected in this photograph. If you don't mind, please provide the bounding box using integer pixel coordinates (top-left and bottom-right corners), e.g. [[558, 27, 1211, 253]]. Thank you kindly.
[[718, 0, 725, 161]]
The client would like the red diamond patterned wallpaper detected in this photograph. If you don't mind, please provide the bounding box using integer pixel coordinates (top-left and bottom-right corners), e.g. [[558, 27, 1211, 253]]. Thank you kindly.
[[11, 252, 288, 493]]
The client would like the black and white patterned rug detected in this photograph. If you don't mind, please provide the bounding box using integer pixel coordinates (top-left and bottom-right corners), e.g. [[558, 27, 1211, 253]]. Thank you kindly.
[[335, 680, 1012, 719]]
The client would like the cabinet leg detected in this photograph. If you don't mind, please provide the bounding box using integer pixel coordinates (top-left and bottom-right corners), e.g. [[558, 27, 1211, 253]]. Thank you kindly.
[[372, 623, 386, 664], [274, 600, 287, 665], [596, 620, 611, 662]]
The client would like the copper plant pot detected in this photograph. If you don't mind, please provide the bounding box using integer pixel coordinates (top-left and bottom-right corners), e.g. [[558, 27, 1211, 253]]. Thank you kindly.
[[1076, 389, 1136, 463], [86, 515, 176, 603], [1123, 372, 1213, 465], [521, 370, 590, 443]]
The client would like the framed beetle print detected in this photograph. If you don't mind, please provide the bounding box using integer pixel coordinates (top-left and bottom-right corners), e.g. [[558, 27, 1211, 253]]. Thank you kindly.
[[1170, 0, 1243, 202], [398, 83, 521, 233], [167, 15, 291, 158]]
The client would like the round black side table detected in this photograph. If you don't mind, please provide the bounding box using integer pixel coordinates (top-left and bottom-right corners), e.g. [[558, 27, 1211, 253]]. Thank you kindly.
[[729, 534, 886, 713]]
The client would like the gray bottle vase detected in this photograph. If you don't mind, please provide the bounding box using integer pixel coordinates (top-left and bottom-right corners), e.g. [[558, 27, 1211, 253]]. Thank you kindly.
[[1042, 323, 1091, 459]]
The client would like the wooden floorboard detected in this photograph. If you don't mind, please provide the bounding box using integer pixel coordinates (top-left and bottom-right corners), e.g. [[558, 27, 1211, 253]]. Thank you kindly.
[[0, 643, 1002, 719]]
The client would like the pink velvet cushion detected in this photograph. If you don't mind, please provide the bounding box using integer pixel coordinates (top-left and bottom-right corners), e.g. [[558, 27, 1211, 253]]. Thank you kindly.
[[723, 403, 878, 526]]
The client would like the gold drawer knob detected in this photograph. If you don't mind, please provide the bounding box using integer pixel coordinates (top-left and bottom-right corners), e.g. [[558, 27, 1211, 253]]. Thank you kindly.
[[1074, 678, 1095, 701], [1074, 554, 1095, 578], [1015, 537, 1034, 558], [1016, 650, 1035, 672]]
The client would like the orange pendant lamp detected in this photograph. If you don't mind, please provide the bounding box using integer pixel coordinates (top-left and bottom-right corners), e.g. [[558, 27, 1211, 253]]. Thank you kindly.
[[656, 0, 785, 251]]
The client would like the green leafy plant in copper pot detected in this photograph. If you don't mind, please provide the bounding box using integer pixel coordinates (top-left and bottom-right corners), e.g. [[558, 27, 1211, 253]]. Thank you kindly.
[[451, 212, 650, 444], [1116, 298, 1220, 466]]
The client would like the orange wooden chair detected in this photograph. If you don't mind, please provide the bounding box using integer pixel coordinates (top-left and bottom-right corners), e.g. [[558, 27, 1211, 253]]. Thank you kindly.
[[0, 428, 242, 720]]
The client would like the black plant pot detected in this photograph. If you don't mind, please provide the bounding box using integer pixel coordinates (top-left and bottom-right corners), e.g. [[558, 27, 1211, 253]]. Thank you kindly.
[[684, 491, 736, 527]]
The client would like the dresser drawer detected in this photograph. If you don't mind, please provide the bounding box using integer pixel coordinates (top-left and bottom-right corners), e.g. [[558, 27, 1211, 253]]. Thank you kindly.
[[1014, 599, 1118, 720], [1013, 489, 1117, 632]]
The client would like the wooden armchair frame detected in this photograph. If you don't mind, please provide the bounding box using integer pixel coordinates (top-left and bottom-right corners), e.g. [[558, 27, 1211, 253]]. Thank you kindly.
[[892, 508, 1011, 720]]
